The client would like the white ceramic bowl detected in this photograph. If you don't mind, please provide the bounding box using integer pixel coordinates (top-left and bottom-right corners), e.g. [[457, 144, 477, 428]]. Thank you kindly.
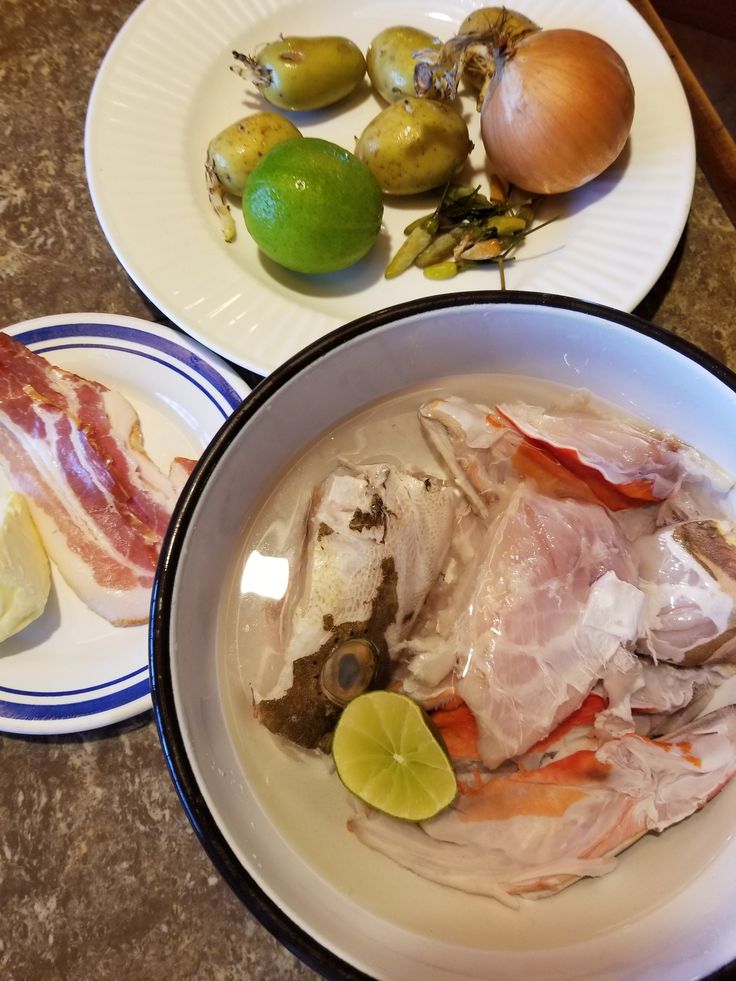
[[150, 293, 736, 981]]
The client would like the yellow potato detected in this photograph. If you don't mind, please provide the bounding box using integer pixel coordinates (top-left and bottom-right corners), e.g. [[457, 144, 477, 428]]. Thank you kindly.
[[366, 26, 442, 103], [207, 113, 302, 196], [355, 98, 472, 195], [234, 36, 366, 112]]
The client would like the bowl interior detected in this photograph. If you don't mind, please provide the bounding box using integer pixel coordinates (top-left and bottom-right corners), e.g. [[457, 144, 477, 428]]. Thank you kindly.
[[153, 295, 736, 981]]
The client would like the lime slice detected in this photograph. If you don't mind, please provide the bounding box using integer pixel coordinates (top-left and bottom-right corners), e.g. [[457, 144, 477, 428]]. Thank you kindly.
[[332, 691, 457, 821]]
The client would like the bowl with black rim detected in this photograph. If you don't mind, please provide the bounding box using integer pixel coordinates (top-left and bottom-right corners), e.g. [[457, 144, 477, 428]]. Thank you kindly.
[[150, 291, 736, 981]]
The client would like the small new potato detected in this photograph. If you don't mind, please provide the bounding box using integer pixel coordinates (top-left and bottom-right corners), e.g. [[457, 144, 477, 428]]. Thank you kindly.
[[366, 25, 442, 103], [232, 36, 366, 112], [208, 113, 302, 196], [356, 97, 473, 195]]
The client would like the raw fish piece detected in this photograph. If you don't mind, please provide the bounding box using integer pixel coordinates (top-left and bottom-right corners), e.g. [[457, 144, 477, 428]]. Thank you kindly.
[[255, 463, 456, 749], [636, 519, 736, 666], [406, 398, 638, 719], [420, 396, 607, 515], [631, 660, 736, 736], [519, 654, 736, 761], [419, 396, 521, 516], [632, 659, 735, 714], [450, 486, 644, 769], [496, 398, 684, 509], [398, 506, 488, 701], [518, 654, 736, 761], [515, 692, 608, 770], [349, 706, 736, 906], [657, 442, 736, 524]]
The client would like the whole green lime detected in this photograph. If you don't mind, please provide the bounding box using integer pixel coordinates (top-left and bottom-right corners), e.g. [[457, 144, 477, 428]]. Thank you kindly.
[[243, 137, 384, 274]]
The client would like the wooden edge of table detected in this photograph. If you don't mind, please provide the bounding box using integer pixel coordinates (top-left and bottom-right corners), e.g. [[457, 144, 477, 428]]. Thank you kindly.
[[629, 0, 736, 226]]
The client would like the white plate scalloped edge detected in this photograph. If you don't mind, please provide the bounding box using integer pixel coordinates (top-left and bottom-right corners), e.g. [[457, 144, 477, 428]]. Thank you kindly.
[[0, 312, 250, 735], [85, 0, 696, 375]]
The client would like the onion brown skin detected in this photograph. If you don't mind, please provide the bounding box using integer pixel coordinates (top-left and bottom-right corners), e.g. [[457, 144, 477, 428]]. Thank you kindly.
[[480, 29, 635, 195]]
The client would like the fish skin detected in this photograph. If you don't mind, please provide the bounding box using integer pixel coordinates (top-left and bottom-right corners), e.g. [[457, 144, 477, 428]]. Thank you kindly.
[[255, 463, 457, 749], [348, 705, 736, 905], [496, 399, 684, 507]]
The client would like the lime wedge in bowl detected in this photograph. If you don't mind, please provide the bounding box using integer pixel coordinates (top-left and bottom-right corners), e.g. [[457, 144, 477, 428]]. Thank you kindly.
[[332, 690, 457, 821]]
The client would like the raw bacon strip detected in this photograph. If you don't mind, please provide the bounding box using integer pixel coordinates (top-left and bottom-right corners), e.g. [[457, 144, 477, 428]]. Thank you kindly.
[[0, 331, 195, 625], [496, 400, 684, 508]]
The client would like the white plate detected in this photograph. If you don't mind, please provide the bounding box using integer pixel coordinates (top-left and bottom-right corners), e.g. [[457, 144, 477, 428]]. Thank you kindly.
[[85, 0, 695, 376], [0, 313, 249, 735]]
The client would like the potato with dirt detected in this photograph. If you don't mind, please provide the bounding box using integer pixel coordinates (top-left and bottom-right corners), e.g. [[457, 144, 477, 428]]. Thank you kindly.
[[355, 97, 473, 195], [207, 112, 302, 197], [232, 36, 366, 112], [366, 25, 442, 103]]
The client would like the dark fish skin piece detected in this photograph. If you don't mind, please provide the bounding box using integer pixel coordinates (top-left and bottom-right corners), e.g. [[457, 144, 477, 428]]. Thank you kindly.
[[255, 558, 397, 749], [673, 520, 736, 596]]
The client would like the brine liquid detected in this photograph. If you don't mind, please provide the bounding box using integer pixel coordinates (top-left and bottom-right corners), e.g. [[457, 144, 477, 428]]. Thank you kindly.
[[216, 373, 730, 946], [221, 372, 583, 707]]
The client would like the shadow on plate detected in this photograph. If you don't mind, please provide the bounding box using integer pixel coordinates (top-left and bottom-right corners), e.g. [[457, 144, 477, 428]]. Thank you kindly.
[[0, 580, 62, 659], [254, 226, 395, 298]]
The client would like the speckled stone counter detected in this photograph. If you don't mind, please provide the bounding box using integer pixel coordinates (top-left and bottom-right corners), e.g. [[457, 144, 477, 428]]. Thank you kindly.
[[0, 1, 734, 979]]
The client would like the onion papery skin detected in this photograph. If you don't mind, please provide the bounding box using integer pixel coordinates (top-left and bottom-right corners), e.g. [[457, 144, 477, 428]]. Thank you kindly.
[[480, 29, 635, 195]]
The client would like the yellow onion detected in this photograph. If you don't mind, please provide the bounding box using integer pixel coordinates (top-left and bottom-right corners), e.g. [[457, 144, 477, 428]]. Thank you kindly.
[[480, 29, 635, 195]]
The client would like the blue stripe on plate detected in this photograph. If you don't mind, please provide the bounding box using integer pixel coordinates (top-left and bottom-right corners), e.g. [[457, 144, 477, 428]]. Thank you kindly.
[[0, 678, 151, 721], [13, 321, 244, 409], [0, 665, 149, 698], [38, 342, 234, 417]]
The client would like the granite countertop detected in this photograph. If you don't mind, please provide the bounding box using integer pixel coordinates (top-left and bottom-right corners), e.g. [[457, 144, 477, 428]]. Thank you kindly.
[[1, 1, 734, 979]]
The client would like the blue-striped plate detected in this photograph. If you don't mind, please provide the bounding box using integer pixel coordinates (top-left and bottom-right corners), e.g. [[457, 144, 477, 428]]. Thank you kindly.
[[0, 313, 249, 734]]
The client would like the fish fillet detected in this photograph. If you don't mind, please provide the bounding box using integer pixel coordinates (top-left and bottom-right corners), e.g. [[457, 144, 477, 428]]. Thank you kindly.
[[349, 706, 736, 906]]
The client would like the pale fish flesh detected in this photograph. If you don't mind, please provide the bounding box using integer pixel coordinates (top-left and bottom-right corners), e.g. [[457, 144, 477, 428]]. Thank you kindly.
[[415, 483, 645, 770], [348, 705, 736, 907], [631, 659, 736, 736], [636, 519, 736, 666], [255, 463, 457, 749]]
